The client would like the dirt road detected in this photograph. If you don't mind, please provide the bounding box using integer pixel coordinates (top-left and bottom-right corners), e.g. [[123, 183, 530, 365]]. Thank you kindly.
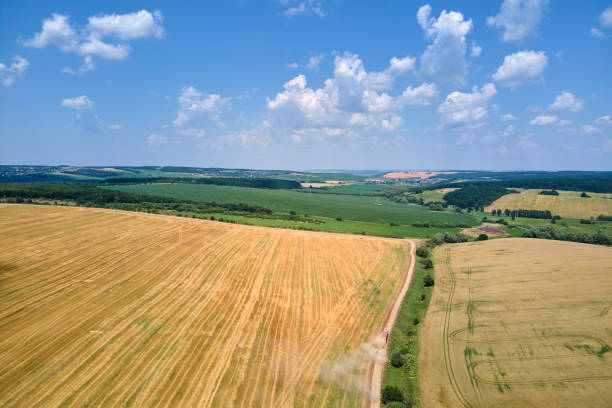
[[370, 239, 416, 408]]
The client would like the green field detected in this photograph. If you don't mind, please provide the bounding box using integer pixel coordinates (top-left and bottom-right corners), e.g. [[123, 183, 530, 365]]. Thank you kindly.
[[302, 183, 389, 196], [105, 183, 478, 226]]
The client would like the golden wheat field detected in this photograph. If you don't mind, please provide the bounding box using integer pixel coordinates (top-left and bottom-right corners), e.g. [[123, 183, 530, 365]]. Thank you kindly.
[[419, 238, 612, 408], [486, 189, 612, 219], [0, 204, 410, 407]]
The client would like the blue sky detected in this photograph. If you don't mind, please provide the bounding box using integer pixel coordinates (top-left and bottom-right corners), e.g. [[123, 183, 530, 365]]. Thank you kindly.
[[1, 0, 611, 170]]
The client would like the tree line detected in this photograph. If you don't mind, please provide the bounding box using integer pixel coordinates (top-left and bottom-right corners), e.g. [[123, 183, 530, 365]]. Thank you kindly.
[[102, 177, 302, 189], [0, 183, 274, 216]]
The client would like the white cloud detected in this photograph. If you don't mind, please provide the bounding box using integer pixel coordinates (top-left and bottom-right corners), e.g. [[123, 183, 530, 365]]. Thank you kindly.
[[62, 55, 95, 75], [22, 11, 164, 70], [500, 113, 517, 121], [78, 37, 131, 59], [398, 82, 438, 106], [305, 54, 325, 70], [177, 127, 206, 138], [86, 10, 164, 40], [287, 54, 327, 71], [147, 133, 167, 149], [173, 86, 231, 128], [283, 1, 325, 17], [469, 41, 482, 58], [600, 6, 612, 27], [0, 55, 28, 87], [61, 95, 93, 110], [556, 119, 572, 126], [438, 83, 497, 125], [529, 114, 557, 125], [590, 28, 606, 38], [595, 115, 612, 126], [108, 124, 121, 130], [487, 0, 549, 42], [266, 52, 432, 137], [417, 4, 473, 84], [389, 56, 416, 74], [21, 14, 79, 51], [581, 125, 600, 134], [493, 50, 547, 88], [548, 91, 583, 112]]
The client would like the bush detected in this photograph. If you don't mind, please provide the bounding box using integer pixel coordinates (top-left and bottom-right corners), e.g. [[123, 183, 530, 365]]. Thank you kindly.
[[413, 317, 420, 325], [423, 275, 434, 287], [336, 217, 343, 221], [581, 192, 591, 198], [390, 350, 405, 368], [381, 386, 404, 404], [477, 233, 488, 241], [416, 246, 430, 258], [420, 259, 434, 269], [386, 402, 408, 408]]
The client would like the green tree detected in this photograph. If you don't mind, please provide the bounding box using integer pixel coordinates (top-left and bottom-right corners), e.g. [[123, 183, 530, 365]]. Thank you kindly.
[[390, 350, 405, 368], [381, 386, 404, 404]]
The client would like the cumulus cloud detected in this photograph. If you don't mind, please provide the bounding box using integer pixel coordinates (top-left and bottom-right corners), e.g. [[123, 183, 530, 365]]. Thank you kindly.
[[305, 54, 325, 70], [581, 125, 600, 134], [500, 113, 517, 121], [266, 52, 433, 136], [86, 10, 164, 40], [590, 28, 606, 38], [22, 10, 164, 72], [438, 83, 497, 125], [398, 82, 438, 106], [492, 50, 547, 88], [61, 95, 93, 110], [548, 91, 583, 112], [282, 0, 325, 17], [173, 86, 231, 128], [177, 127, 206, 138], [417, 4, 473, 84], [469, 41, 482, 58], [556, 119, 572, 126], [529, 114, 557, 125], [287, 54, 327, 71], [0, 55, 28, 87], [487, 0, 549, 42], [595, 115, 612, 126], [61, 55, 95, 75], [600, 6, 612, 27], [21, 13, 79, 51]]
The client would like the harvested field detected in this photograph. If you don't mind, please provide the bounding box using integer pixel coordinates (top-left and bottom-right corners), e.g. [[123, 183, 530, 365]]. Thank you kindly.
[[0, 204, 411, 407], [419, 238, 612, 408], [486, 189, 612, 219]]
